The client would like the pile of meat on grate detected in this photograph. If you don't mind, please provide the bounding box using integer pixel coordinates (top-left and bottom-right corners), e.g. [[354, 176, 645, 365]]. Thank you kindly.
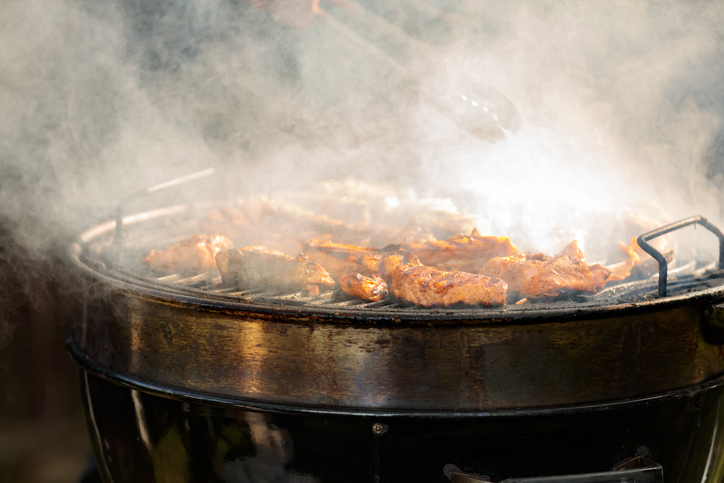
[[143, 190, 667, 307]]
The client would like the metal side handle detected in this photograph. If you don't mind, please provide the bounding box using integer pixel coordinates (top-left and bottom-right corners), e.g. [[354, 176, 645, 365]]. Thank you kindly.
[[637, 215, 724, 297], [444, 456, 663, 483]]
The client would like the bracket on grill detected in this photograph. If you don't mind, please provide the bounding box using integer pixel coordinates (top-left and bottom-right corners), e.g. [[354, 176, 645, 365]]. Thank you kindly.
[[444, 456, 663, 483], [638, 215, 724, 297]]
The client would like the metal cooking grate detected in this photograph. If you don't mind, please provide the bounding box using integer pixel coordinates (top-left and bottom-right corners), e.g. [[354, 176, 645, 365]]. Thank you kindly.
[[80, 240, 724, 318], [74, 202, 724, 318]]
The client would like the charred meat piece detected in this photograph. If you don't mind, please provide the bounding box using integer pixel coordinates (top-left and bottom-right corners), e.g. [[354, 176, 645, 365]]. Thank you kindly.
[[216, 246, 335, 295], [402, 228, 517, 273], [339, 273, 389, 302], [391, 265, 507, 307], [480, 241, 611, 300], [144, 234, 233, 273]]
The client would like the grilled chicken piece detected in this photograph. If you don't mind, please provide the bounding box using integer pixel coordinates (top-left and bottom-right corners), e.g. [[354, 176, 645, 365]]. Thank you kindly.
[[200, 197, 370, 253], [339, 273, 389, 302], [379, 251, 422, 284], [522, 253, 601, 297], [402, 228, 517, 273], [589, 264, 613, 291], [144, 234, 233, 273], [480, 241, 611, 300], [480, 253, 546, 300], [366, 225, 436, 247], [302, 239, 388, 280], [200, 193, 482, 257], [300, 179, 477, 237], [557, 240, 612, 291], [606, 241, 640, 283], [216, 246, 334, 295], [391, 265, 507, 307], [607, 238, 673, 283]]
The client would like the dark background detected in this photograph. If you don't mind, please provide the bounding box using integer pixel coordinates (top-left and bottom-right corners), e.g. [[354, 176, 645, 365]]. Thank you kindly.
[[0, 230, 89, 483]]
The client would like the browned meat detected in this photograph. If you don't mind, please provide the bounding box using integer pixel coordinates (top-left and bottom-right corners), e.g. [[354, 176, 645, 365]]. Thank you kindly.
[[480, 253, 546, 300], [557, 240, 612, 291], [217, 246, 334, 294], [402, 228, 517, 273], [199, 197, 369, 254], [339, 273, 389, 302], [295, 179, 477, 240], [199, 194, 479, 257], [378, 251, 421, 284], [365, 225, 436, 247], [391, 265, 507, 307], [606, 245, 639, 283], [607, 238, 673, 283], [302, 239, 385, 280], [522, 254, 599, 297], [480, 240, 611, 300], [144, 234, 233, 273], [589, 264, 613, 291]]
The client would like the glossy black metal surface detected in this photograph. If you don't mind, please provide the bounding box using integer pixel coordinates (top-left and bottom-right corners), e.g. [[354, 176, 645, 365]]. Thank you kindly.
[[77, 364, 724, 483]]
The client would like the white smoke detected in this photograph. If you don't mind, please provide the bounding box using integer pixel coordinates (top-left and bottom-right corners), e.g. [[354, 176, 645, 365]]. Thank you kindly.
[[2, 0, 724, 343]]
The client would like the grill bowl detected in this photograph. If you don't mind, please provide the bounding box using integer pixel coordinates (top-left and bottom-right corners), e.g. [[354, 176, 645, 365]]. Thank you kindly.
[[68, 202, 724, 411]]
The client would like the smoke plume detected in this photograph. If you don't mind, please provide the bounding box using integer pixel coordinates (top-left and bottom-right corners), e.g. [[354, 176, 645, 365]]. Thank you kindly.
[[2, 0, 724, 343]]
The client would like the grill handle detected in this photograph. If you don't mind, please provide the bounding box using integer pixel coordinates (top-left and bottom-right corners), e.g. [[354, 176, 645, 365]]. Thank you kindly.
[[444, 456, 663, 483], [637, 215, 724, 297]]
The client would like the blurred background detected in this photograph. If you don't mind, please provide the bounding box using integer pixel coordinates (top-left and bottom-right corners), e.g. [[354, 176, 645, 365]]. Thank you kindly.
[[0, 232, 89, 483], [3, 0, 724, 481]]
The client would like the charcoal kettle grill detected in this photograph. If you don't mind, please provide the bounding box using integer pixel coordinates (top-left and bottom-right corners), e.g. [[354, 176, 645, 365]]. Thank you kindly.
[[66, 193, 724, 482]]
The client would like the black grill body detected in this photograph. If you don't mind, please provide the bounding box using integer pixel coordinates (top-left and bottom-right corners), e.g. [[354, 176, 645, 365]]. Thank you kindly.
[[72, 335, 724, 483]]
